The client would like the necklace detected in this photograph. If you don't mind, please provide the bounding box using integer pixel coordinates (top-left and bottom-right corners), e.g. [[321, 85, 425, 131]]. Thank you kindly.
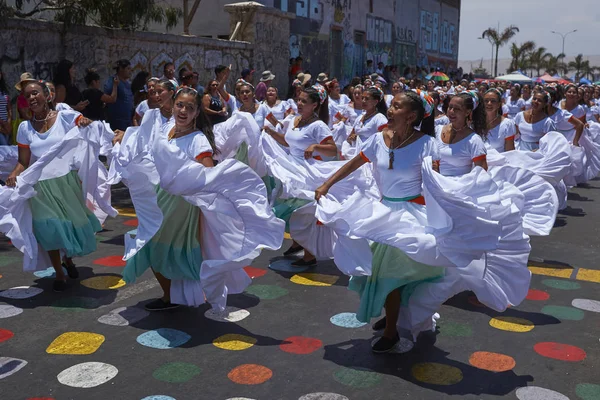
[[361, 110, 376, 124], [296, 114, 317, 128], [32, 109, 55, 132], [240, 103, 256, 113], [388, 130, 416, 169], [168, 125, 195, 140], [32, 110, 52, 122], [486, 114, 501, 129]]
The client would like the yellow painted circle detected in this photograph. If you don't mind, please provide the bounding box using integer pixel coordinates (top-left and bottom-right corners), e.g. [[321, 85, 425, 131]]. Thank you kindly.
[[290, 273, 339, 287], [81, 275, 126, 290], [46, 332, 105, 355], [212, 334, 257, 351], [489, 316, 534, 332], [411, 362, 463, 386]]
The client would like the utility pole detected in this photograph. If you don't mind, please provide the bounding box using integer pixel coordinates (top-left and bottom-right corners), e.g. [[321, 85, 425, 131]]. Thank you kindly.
[[551, 30, 577, 56]]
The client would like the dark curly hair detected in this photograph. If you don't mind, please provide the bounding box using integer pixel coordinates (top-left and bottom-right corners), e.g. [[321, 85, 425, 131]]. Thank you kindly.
[[174, 87, 219, 155], [403, 91, 434, 136], [456, 92, 487, 138], [303, 87, 329, 125]]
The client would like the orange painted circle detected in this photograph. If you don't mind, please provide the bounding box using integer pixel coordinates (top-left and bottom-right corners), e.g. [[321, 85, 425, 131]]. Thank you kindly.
[[228, 364, 273, 385], [468, 351, 516, 372], [123, 219, 139, 227], [93, 256, 126, 267]]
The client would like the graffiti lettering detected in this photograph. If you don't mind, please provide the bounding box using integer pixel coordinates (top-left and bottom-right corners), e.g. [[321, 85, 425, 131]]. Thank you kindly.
[[32, 61, 57, 81], [395, 26, 414, 43], [296, 0, 322, 20], [366, 16, 393, 44]]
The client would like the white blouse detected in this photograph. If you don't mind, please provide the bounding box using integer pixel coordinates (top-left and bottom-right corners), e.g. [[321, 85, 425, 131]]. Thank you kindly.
[[486, 118, 516, 153], [514, 112, 556, 144], [502, 98, 526, 119], [17, 110, 81, 160], [360, 133, 438, 199], [352, 113, 388, 140], [284, 119, 332, 159], [435, 126, 487, 176], [165, 124, 213, 161], [548, 108, 577, 142]]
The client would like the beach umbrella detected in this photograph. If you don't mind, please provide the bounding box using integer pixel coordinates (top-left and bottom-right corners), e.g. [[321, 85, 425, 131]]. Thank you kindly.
[[425, 72, 450, 81], [579, 77, 591, 85], [495, 73, 532, 82]]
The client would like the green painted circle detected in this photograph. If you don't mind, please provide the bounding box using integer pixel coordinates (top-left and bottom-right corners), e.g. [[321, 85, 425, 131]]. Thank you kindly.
[[440, 322, 472, 337], [153, 362, 201, 383], [576, 383, 600, 400], [541, 279, 581, 290], [541, 305, 585, 321], [245, 284, 289, 300], [52, 297, 101, 312], [333, 367, 382, 388]]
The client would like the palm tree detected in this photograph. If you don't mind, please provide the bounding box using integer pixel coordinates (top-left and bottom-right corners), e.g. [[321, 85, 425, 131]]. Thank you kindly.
[[482, 25, 520, 76], [568, 54, 587, 81], [527, 47, 550, 77], [509, 41, 536, 72], [544, 53, 566, 76]]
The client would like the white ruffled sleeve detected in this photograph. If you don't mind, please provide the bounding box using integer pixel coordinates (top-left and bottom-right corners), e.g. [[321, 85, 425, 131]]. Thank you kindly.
[[16, 121, 31, 147], [469, 134, 487, 160], [189, 133, 213, 160], [358, 132, 379, 162]]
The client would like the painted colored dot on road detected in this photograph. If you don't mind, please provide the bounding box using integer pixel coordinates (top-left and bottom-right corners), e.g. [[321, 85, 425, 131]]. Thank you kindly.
[[489, 316, 534, 332], [124, 218, 139, 227], [526, 289, 550, 301], [152, 362, 201, 383], [213, 334, 257, 351], [291, 273, 339, 287], [468, 351, 516, 372], [93, 256, 126, 267], [576, 383, 600, 400], [333, 367, 383, 388], [440, 322, 473, 337], [269, 259, 310, 272], [0, 286, 43, 299], [244, 266, 267, 278], [136, 328, 191, 349], [245, 284, 288, 300], [370, 337, 414, 353], [516, 386, 569, 400], [57, 362, 118, 388], [0, 304, 23, 318], [572, 298, 600, 313], [81, 275, 126, 290], [542, 279, 581, 290], [299, 393, 349, 400], [0, 357, 27, 380], [204, 306, 250, 323], [534, 342, 586, 362], [411, 362, 463, 386], [228, 364, 273, 385], [0, 256, 20, 267], [141, 396, 176, 400], [0, 328, 14, 343], [46, 332, 105, 355], [97, 306, 150, 326], [541, 305, 585, 321], [51, 297, 101, 312], [330, 312, 367, 328], [280, 336, 323, 354], [33, 266, 67, 278]]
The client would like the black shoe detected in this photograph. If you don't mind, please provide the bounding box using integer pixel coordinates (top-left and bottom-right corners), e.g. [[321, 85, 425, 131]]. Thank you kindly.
[[284, 244, 303, 256], [53, 279, 67, 292], [144, 299, 180, 311], [372, 316, 387, 331], [372, 334, 400, 353], [63, 262, 79, 279], [291, 258, 317, 267]]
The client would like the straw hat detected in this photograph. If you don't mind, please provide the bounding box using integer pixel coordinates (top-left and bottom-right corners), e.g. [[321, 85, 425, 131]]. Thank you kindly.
[[260, 70, 276, 82], [15, 72, 36, 91], [296, 72, 312, 86], [316, 73, 329, 84]]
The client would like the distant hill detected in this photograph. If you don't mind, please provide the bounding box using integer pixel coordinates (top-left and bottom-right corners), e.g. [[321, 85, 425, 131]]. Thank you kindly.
[[458, 55, 600, 78]]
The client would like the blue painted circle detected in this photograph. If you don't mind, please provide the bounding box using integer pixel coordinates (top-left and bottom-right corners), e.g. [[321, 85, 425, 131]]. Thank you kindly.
[[136, 328, 191, 349], [269, 258, 310, 272], [330, 312, 367, 328], [141, 396, 176, 400]]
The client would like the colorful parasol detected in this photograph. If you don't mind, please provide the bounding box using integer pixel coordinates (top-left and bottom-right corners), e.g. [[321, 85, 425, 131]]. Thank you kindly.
[[425, 72, 450, 81]]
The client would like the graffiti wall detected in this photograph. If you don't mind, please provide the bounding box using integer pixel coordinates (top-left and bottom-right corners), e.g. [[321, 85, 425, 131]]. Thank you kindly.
[[417, 0, 460, 69], [0, 18, 252, 98]]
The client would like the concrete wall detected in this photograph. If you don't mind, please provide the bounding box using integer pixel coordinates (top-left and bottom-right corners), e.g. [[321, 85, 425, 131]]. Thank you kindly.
[[0, 18, 253, 98]]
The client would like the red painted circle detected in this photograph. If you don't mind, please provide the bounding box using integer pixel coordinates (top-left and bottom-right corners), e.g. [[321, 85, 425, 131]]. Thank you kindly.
[[526, 289, 550, 301], [123, 219, 139, 227], [93, 255, 126, 267], [534, 342, 586, 362], [0, 328, 14, 343], [280, 336, 323, 354], [244, 266, 267, 278]]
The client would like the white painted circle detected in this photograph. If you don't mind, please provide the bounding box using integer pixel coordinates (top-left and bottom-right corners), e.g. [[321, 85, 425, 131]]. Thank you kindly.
[[225, 398, 257, 400], [299, 393, 350, 400], [0, 304, 23, 318], [572, 298, 600, 313], [57, 362, 118, 388], [0, 286, 43, 299], [204, 306, 250, 323], [0, 357, 28, 380], [98, 306, 150, 326], [515, 386, 569, 400]]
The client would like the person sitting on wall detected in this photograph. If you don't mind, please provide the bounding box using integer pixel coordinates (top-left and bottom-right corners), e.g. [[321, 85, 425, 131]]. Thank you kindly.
[[161, 62, 178, 88]]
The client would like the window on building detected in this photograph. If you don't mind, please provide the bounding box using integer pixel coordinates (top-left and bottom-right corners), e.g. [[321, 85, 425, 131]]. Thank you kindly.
[[369, 0, 373, 13]]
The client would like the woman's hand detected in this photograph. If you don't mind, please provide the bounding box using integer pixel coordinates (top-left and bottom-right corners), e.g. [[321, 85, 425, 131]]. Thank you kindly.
[[347, 133, 357, 144], [112, 129, 125, 145], [264, 126, 276, 136], [315, 184, 330, 201], [304, 144, 317, 159], [5, 173, 18, 187], [220, 109, 228, 116], [76, 116, 93, 127], [573, 138, 580, 147]]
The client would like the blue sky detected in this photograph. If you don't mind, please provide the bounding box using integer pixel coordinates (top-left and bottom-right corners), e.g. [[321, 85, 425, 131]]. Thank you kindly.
[[458, 0, 600, 60]]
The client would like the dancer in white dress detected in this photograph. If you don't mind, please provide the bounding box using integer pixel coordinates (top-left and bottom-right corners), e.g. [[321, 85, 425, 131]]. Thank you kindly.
[[327, 79, 351, 127], [502, 84, 526, 119], [343, 87, 388, 159], [315, 91, 444, 352], [262, 86, 290, 121], [384, 81, 403, 108], [484, 88, 516, 152], [547, 86, 585, 145], [522, 84, 533, 111], [514, 91, 557, 150], [134, 77, 159, 125]]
